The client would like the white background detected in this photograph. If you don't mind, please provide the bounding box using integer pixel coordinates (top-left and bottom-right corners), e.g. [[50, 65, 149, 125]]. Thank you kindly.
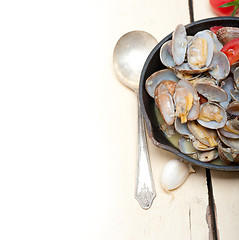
[[0, 0, 110, 239]]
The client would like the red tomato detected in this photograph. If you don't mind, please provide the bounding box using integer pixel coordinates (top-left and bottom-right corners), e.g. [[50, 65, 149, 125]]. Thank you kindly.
[[221, 38, 239, 65], [209, 0, 235, 16]]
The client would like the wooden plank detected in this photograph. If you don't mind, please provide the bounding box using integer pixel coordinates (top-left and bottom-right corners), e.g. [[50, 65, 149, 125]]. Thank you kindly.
[[85, 0, 211, 239], [193, 1, 239, 239]]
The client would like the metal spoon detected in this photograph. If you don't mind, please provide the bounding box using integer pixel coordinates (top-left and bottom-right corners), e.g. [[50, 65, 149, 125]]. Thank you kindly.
[[113, 31, 157, 209]]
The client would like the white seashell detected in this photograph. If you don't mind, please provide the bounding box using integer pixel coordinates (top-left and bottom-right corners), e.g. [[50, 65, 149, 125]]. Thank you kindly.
[[160, 159, 195, 191]]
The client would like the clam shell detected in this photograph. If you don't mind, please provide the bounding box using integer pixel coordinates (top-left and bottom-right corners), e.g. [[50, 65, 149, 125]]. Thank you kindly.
[[231, 116, 239, 130], [227, 101, 239, 116], [218, 141, 239, 165], [187, 30, 214, 70], [231, 61, 239, 74], [218, 128, 239, 139], [192, 140, 215, 151], [206, 30, 223, 52], [208, 51, 230, 80], [173, 79, 199, 121], [178, 137, 196, 155], [173, 62, 211, 75], [220, 77, 234, 108], [216, 27, 239, 45], [233, 66, 239, 90], [195, 81, 228, 102], [145, 69, 179, 98], [217, 130, 239, 151], [160, 40, 176, 68], [197, 102, 227, 129], [230, 89, 239, 101], [197, 149, 218, 162], [154, 81, 175, 125], [188, 121, 218, 147], [172, 24, 188, 66], [174, 117, 194, 138]]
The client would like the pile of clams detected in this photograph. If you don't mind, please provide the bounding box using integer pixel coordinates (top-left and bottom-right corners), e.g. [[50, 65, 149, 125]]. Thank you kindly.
[[145, 24, 239, 165]]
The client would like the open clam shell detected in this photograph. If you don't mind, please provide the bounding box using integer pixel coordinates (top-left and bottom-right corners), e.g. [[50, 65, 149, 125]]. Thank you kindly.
[[174, 117, 194, 138], [233, 67, 239, 89], [231, 61, 239, 74], [227, 101, 239, 116], [218, 128, 239, 139], [187, 30, 214, 70], [218, 141, 239, 165], [230, 90, 239, 101], [145, 69, 179, 98], [178, 137, 196, 155], [154, 80, 176, 125], [231, 116, 239, 130], [172, 24, 188, 66], [197, 102, 227, 129], [206, 30, 223, 51], [188, 121, 218, 147], [208, 51, 230, 80], [217, 130, 239, 151], [173, 79, 199, 122], [192, 140, 215, 151], [220, 77, 234, 108], [160, 40, 176, 68], [195, 81, 228, 102], [173, 63, 211, 75], [197, 149, 218, 162]]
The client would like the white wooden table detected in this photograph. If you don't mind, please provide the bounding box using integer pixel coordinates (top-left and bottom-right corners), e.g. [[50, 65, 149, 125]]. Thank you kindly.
[[1, 0, 239, 239]]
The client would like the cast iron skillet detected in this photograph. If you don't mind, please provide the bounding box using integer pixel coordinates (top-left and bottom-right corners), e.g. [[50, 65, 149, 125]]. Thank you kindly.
[[139, 17, 239, 171]]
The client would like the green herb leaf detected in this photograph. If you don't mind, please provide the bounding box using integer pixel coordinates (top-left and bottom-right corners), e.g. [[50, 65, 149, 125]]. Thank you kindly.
[[231, 6, 239, 15], [218, 2, 237, 8]]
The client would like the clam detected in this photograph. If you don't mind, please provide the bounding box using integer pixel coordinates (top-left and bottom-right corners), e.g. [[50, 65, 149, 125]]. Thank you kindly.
[[160, 122, 175, 137], [233, 66, 239, 89], [172, 24, 188, 65], [178, 137, 196, 155], [195, 80, 228, 102], [216, 27, 239, 45], [173, 79, 199, 123], [218, 141, 239, 165], [173, 62, 211, 75], [154, 80, 176, 125], [197, 102, 227, 129], [218, 118, 239, 139], [174, 117, 194, 139], [227, 101, 239, 116], [208, 51, 230, 80], [197, 149, 218, 162], [145, 69, 179, 97], [192, 139, 215, 151], [231, 116, 239, 130], [160, 40, 176, 68], [220, 76, 234, 108], [187, 30, 214, 70], [217, 130, 239, 150], [231, 61, 239, 74], [188, 121, 218, 147], [230, 90, 239, 101], [174, 71, 201, 81], [206, 30, 223, 51]]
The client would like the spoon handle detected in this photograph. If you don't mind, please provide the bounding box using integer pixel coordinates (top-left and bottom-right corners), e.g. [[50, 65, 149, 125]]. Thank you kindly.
[[135, 92, 156, 209]]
